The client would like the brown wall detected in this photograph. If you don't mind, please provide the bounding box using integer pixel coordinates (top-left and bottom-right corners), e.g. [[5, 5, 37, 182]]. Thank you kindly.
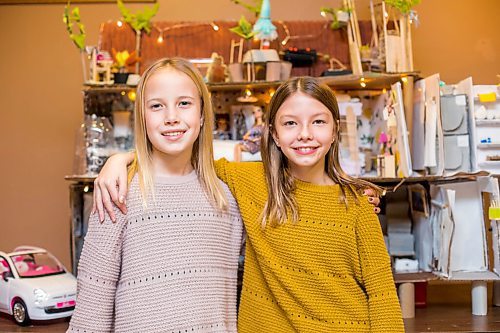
[[0, 0, 498, 273]]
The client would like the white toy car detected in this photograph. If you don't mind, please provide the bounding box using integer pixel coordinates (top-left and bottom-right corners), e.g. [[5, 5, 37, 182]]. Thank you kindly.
[[0, 246, 77, 326]]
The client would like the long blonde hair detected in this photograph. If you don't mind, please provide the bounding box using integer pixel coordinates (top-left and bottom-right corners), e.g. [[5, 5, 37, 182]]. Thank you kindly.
[[130, 57, 228, 211], [261, 77, 382, 227]]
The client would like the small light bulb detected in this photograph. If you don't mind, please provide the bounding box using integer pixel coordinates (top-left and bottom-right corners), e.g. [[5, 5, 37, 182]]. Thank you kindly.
[[211, 22, 220, 31], [245, 89, 252, 97], [157, 35, 164, 44], [128, 91, 136, 101], [401, 76, 408, 83], [84, 185, 89, 193], [117, 20, 123, 28], [121, 91, 126, 96], [269, 88, 275, 97], [360, 82, 367, 88], [382, 88, 387, 94]]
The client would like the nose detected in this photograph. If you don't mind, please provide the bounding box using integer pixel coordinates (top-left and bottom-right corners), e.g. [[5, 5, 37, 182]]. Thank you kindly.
[[163, 108, 179, 126], [298, 125, 313, 141]]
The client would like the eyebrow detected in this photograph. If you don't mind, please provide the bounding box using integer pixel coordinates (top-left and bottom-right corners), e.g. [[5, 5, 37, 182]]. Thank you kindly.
[[308, 110, 330, 117], [146, 95, 196, 103], [278, 112, 329, 119]]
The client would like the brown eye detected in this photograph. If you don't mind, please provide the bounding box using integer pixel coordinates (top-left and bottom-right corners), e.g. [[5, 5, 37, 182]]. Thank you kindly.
[[150, 103, 162, 111], [178, 100, 192, 107]]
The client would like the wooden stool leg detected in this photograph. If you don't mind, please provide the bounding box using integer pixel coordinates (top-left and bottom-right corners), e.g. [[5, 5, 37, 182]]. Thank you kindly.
[[472, 280, 488, 316], [493, 281, 500, 307], [398, 282, 415, 318]]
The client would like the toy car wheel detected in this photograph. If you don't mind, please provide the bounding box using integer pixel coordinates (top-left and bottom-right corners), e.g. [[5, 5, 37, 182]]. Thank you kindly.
[[12, 299, 30, 326]]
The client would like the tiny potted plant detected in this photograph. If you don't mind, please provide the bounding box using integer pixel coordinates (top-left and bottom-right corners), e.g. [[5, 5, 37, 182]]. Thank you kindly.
[[117, 0, 159, 74], [320, 6, 351, 30], [385, 0, 420, 16], [112, 48, 139, 84], [229, 15, 257, 81]]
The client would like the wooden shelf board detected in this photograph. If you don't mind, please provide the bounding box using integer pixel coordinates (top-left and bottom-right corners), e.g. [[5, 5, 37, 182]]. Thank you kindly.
[[65, 171, 489, 185], [394, 272, 438, 283], [82, 72, 419, 93], [64, 175, 96, 182], [478, 143, 500, 149], [476, 119, 500, 126]]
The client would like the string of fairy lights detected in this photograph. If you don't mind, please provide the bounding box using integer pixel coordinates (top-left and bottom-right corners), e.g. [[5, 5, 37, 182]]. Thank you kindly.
[[112, 4, 415, 48], [113, 18, 328, 47]]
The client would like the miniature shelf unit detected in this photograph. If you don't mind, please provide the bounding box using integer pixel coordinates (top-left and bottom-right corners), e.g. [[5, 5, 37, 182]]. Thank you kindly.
[[66, 17, 500, 321], [472, 86, 500, 174]]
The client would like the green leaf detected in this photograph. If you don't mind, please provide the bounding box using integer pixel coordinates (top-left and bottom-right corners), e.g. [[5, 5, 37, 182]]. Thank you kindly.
[[230, 16, 255, 40], [71, 7, 80, 19], [385, 0, 421, 15], [117, 0, 159, 34], [70, 33, 86, 50], [63, 2, 86, 50]]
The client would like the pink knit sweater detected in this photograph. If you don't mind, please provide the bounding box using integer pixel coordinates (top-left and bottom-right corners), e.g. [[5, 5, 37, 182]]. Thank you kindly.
[[68, 171, 243, 333]]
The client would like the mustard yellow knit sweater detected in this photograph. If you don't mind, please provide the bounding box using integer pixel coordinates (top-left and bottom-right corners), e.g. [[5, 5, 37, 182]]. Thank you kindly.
[[215, 159, 404, 332]]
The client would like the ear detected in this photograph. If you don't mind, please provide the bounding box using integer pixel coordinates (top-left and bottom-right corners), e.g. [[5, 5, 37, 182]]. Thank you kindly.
[[271, 129, 280, 147]]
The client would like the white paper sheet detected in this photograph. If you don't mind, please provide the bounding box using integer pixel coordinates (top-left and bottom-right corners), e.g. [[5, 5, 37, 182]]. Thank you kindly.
[[411, 79, 426, 170]]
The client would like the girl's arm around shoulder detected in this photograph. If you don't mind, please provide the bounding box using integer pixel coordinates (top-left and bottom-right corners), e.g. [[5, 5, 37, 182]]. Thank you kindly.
[[67, 207, 127, 333], [214, 158, 265, 195], [355, 198, 404, 332], [219, 179, 244, 230], [217, 178, 246, 261]]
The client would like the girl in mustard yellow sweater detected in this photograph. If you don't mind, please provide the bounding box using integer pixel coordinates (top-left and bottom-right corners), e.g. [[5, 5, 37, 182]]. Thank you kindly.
[[94, 77, 404, 332]]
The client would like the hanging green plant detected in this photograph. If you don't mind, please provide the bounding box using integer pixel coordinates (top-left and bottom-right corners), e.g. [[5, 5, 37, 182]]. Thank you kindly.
[[63, 2, 89, 82], [117, 0, 159, 34], [63, 4, 86, 50], [230, 0, 262, 18], [385, 0, 421, 15]]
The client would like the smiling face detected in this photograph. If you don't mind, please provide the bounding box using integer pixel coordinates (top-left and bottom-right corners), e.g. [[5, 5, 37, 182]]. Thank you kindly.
[[272, 92, 335, 178], [144, 67, 202, 163]]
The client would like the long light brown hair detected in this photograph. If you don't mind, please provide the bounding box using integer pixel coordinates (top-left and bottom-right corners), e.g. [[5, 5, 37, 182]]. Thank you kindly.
[[261, 77, 382, 226], [130, 57, 228, 210]]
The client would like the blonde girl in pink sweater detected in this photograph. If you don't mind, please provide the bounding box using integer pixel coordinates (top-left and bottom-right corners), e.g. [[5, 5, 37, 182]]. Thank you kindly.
[[68, 58, 243, 333]]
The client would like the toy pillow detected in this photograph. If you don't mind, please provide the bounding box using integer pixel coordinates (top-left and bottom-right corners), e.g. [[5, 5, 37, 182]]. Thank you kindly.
[[14, 261, 29, 274]]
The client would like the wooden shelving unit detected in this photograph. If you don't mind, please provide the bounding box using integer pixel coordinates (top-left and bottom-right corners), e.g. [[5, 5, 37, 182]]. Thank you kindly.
[[83, 71, 419, 92]]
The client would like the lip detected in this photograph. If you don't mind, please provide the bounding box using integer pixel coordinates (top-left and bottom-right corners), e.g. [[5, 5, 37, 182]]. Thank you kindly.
[[293, 146, 318, 155], [161, 129, 186, 140]]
